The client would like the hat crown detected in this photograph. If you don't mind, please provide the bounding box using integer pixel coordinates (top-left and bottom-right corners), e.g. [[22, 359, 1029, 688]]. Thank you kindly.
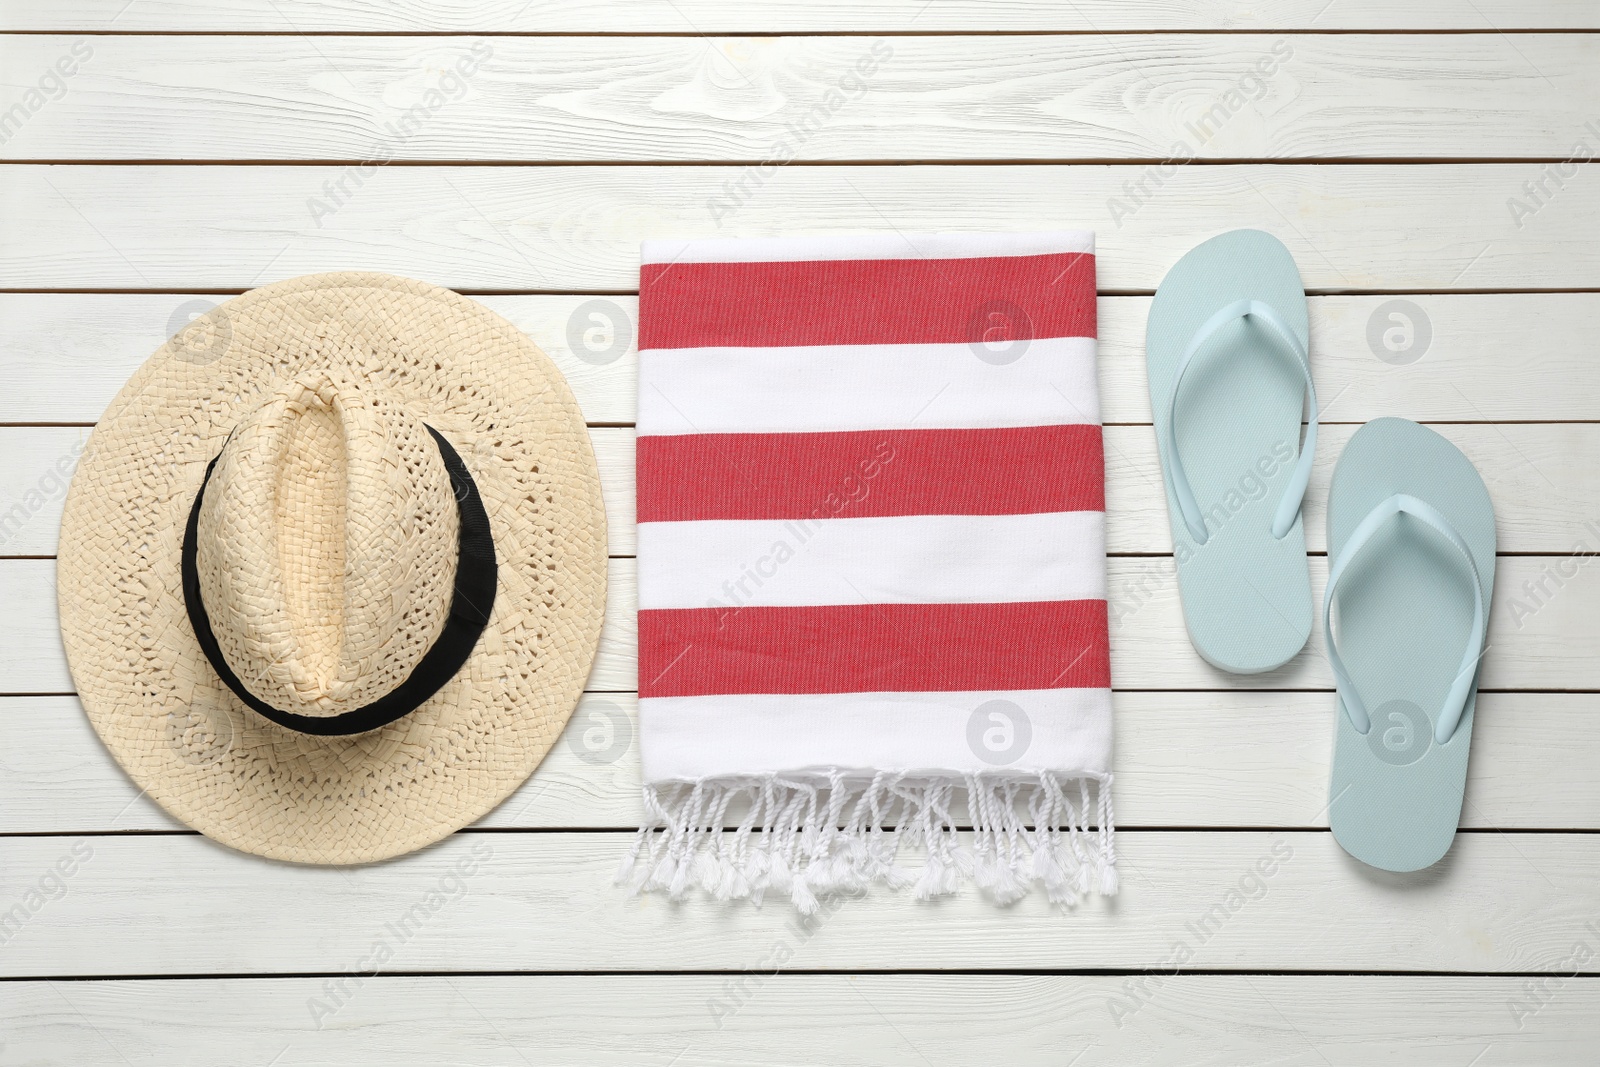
[[193, 371, 461, 719]]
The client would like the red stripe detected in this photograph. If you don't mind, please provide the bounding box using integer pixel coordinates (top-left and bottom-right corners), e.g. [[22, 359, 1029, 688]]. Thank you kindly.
[[638, 601, 1110, 697], [639, 253, 1095, 350], [637, 425, 1103, 522]]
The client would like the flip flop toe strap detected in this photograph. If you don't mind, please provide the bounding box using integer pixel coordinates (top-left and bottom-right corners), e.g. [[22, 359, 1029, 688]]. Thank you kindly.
[[1323, 493, 1486, 747], [1162, 298, 1317, 546]]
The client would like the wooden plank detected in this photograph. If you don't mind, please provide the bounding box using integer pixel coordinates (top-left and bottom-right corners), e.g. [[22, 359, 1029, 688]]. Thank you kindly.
[[6, 292, 1596, 426], [0, 293, 642, 424], [4, 0, 1593, 32], [7, 690, 1597, 833], [6, 421, 1597, 556], [0, 425, 635, 557], [4, 34, 1595, 162], [2, 164, 1594, 291], [9, 552, 1600, 693], [5, 974, 1600, 1066], [0, 557, 636, 694], [1109, 422, 1600, 557], [1106, 553, 1600, 691], [3, 830, 1598, 976]]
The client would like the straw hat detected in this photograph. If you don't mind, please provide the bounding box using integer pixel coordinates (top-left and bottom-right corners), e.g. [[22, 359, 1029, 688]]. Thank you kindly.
[[58, 273, 608, 864]]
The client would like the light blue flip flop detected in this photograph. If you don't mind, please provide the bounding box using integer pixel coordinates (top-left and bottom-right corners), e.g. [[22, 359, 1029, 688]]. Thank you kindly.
[[1325, 418, 1496, 872], [1146, 230, 1316, 673]]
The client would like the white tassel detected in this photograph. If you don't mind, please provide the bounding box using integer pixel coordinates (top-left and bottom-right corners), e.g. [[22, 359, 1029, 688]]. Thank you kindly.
[[617, 771, 1116, 911]]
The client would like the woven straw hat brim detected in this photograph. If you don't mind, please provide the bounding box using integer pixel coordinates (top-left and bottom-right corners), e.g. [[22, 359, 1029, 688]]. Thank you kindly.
[[57, 273, 608, 864]]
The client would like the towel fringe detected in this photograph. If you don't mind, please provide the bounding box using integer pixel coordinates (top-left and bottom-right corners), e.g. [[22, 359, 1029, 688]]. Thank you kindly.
[[618, 771, 1115, 913]]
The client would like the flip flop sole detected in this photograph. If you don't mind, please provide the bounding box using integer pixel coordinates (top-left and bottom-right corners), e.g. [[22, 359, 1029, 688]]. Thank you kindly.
[[1326, 418, 1496, 872], [1146, 230, 1313, 673]]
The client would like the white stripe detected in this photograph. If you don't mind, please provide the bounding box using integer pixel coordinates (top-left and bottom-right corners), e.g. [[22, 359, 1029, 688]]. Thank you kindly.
[[637, 511, 1107, 610], [641, 230, 1093, 265], [637, 336, 1098, 434], [639, 688, 1113, 781]]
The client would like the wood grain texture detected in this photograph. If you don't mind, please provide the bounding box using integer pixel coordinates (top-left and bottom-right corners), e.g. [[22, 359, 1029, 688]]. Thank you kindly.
[[4, 34, 1595, 161], [6, 293, 1595, 426], [2, 164, 1593, 290], [5, 974, 1599, 1066], [0, 12, 1595, 1056], [14, 553, 1600, 693], [4, 830, 1599, 976], [5, 421, 1597, 556], [4, 0, 1594, 32], [6, 691, 1597, 833]]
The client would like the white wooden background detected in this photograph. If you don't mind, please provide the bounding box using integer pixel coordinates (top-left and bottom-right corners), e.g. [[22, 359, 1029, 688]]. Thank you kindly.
[[2, 2, 1598, 1063]]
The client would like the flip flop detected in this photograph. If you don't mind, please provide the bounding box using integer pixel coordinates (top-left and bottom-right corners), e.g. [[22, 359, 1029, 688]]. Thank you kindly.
[[1324, 418, 1496, 872], [1146, 230, 1316, 673]]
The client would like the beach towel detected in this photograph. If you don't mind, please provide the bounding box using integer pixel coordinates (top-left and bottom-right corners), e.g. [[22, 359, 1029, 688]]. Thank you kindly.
[[622, 230, 1114, 911]]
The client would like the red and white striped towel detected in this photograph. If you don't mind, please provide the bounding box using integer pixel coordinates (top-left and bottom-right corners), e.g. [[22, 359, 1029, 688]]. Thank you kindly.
[[622, 231, 1114, 910]]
